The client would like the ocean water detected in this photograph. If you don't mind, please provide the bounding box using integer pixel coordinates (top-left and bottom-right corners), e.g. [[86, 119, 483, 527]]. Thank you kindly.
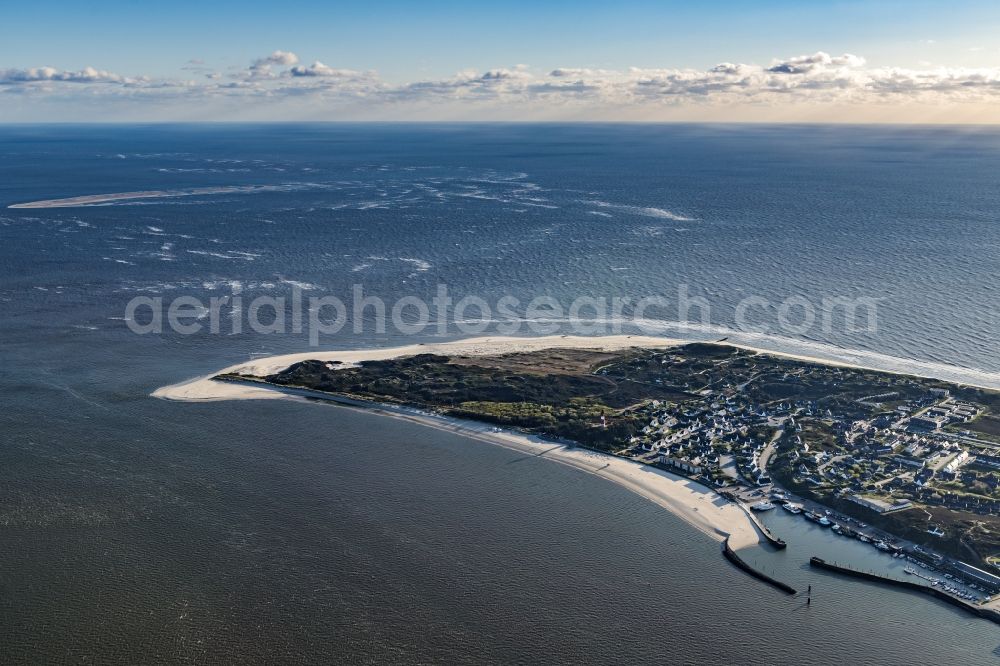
[[1, 124, 999, 663]]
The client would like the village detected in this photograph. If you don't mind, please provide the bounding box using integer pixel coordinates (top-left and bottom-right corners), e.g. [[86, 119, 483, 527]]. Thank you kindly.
[[615, 349, 1000, 603]]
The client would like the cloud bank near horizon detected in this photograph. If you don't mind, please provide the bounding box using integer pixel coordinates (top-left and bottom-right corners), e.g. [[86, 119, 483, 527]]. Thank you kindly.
[[4, 50, 1000, 121]]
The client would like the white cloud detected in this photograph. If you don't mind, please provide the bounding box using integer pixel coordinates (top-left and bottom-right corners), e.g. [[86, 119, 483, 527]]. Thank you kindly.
[[480, 66, 531, 81], [0, 66, 133, 84], [7, 50, 1000, 121], [253, 50, 299, 68], [245, 50, 301, 79], [288, 61, 361, 78], [767, 51, 866, 74]]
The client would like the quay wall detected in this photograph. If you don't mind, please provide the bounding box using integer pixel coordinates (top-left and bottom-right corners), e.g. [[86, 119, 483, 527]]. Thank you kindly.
[[722, 495, 787, 550]]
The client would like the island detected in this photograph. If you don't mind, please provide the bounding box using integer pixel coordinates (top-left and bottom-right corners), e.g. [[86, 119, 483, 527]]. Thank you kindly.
[[209, 340, 1000, 603], [151, 333, 1000, 620]]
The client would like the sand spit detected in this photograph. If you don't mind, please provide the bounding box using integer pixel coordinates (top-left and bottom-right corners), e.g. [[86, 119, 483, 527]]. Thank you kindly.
[[151, 335, 684, 402], [152, 335, 778, 548]]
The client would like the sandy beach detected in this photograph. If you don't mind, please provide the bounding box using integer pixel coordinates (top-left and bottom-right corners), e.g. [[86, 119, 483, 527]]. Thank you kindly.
[[297, 394, 764, 549], [153, 334, 781, 549]]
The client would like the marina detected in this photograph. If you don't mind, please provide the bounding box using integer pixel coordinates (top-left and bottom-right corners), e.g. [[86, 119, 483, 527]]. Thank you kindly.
[[752, 491, 998, 607]]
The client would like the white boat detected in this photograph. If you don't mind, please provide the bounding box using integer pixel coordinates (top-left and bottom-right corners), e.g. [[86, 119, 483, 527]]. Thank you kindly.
[[817, 516, 832, 527], [751, 501, 776, 511], [782, 503, 803, 514]]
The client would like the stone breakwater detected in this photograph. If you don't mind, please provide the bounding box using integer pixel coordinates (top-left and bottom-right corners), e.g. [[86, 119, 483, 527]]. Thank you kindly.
[[809, 557, 1000, 626], [722, 538, 797, 595]]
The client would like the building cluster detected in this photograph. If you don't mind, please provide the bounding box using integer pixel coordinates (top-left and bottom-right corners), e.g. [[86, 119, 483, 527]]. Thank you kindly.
[[624, 389, 791, 486], [781, 394, 997, 512], [621, 371, 999, 519], [599, 349, 1000, 600], [907, 395, 980, 432], [604, 352, 1000, 601]]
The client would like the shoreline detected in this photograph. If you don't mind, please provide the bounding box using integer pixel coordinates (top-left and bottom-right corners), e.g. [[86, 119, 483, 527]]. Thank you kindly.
[[208, 376, 766, 550], [150, 332, 999, 565], [155, 333, 781, 552]]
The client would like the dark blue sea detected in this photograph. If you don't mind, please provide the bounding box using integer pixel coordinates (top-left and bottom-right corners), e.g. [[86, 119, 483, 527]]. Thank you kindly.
[[1, 124, 999, 663]]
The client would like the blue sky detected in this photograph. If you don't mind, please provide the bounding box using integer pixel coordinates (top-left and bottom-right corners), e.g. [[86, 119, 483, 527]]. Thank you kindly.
[[3, 1, 1000, 122]]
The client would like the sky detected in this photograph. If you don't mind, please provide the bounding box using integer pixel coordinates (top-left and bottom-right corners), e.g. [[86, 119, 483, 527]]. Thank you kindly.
[[3, 0, 1000, 122]]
